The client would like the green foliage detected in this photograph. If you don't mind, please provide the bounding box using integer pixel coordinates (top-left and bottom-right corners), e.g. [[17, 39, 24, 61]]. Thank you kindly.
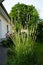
[[36, 22, 43, 42], [7, 3, 43, 65], [29, 21, 43, 42], [28, 23, 37, 40], [2, 37, 14, 47], [2, 40, 7, 47], [15, 21, 22, 32], [34, 42, 43, 65], [7, 36, 14, 47], [7, 32, 37, 65], [10, 3, 39, 28], [14, 34, 36, 65], [7, 21, 43, 65], [7, 34, 43, 65]]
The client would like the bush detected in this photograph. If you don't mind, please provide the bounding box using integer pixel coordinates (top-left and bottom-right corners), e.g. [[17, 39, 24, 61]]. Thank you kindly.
[[2, 36, 14, 48], [36, 22, 43, 42], [2, 40, 7, 47], [7, 32, 37, 65], [29, 22, 43, 42], [7, 36, 14, 47]]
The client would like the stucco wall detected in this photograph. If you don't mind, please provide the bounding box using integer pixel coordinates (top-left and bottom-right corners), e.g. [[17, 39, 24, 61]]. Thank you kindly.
[[0, 15, 11, 39]]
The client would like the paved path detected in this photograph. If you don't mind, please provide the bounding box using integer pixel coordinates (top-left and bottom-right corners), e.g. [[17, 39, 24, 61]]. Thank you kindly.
[[0, 45, 7, 65]]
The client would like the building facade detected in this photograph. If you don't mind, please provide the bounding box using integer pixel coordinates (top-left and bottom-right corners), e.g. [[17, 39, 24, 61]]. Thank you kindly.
[[0, 0, 12, 40]]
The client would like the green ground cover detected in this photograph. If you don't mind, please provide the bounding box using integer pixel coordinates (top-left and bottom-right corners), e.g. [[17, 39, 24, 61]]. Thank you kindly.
[[34, 42, 43, 65]]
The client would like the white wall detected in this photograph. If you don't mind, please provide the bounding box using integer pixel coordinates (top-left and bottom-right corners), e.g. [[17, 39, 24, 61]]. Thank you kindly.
[[0, 15, 11, 39]]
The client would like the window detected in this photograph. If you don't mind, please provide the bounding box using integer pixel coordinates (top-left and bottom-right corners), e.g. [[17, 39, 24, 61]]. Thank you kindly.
[[7, 25, 9, 33]]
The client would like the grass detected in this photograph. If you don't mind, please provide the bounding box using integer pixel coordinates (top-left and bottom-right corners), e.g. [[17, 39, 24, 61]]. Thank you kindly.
[[34, 42, 43, 65]]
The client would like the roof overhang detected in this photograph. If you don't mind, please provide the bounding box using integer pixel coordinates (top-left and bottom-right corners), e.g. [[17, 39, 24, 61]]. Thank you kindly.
[[0, 0, 11, 23], [0, 0, 4, 3], [0, 3, 11, 22]]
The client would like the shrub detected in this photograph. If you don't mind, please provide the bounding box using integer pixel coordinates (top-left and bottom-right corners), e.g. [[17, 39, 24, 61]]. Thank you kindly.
[[7, 32, 37, 65], [29, 22, 43, 42], [36, 22, 43, 42], [2, 40, 7, 47], [2, 36, 14, 48], [7, 36, 14, 47]]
